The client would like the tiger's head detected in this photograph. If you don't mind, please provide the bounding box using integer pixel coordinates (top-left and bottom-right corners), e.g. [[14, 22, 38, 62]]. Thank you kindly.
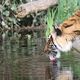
[[51, 10, 80, 52], [44, 10, 80, 52]]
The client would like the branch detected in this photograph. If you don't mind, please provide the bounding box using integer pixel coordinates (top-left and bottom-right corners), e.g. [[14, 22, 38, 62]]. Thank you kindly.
[[18, 25, 45, 33], [16, 0, 58, 18], [19, 26, 45, 32]]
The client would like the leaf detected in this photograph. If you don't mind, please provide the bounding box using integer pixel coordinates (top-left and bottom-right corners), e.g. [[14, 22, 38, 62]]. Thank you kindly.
[[11, 3, 17, 11], [3, 11, 10, 16]]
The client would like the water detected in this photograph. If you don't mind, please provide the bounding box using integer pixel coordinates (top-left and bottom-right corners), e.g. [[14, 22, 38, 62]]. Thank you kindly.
[[0, 33, 80, 80], [0, 33, 51, 80]]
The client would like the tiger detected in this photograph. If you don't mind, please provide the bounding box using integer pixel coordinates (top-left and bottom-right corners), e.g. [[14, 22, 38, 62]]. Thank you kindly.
[[44, 10, 80, 61]]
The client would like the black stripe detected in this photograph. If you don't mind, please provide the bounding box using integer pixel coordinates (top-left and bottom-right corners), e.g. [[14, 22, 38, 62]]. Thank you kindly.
[[74, 30, 80, 34], [74, 30, 80, 32], [64, 24, 73, 28]]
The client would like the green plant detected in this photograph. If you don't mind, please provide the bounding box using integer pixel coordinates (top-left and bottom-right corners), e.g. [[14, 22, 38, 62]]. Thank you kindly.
[[44, 8, 57, 39], [1, 0, 19, 36], [0, 0, 27, 35], [55, 0, 79, 24]]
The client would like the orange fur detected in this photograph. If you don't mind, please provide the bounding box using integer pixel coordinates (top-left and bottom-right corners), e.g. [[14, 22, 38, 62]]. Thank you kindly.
[[59, 10, 80, 35]]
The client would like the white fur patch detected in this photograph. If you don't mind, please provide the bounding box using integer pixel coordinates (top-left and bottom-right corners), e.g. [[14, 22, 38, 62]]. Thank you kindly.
[[48, 49, 61, 61], [54, 41, 72, 52], [51, 32, 72, 52], [48, 54, 55, 61]]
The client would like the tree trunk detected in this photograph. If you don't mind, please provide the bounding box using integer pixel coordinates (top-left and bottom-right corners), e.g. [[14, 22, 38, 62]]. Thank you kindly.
[[16, 0, 58, 18]]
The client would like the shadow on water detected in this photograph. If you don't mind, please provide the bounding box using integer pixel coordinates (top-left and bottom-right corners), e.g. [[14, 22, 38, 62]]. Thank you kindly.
[[0, 32, 51, 80], [0, 32, 80, 80]]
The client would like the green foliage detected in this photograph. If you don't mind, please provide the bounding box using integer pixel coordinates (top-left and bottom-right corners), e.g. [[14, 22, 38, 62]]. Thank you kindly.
[[55, 0, 79, 24], [0, 0, 29, 36], [1, 0, 19, 32], [44, 8, 57, 38]]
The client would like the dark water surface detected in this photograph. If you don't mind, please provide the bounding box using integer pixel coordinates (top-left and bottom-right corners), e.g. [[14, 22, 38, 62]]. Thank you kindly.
[[0, 33, 80, 80], [0, 33, 51, 80]]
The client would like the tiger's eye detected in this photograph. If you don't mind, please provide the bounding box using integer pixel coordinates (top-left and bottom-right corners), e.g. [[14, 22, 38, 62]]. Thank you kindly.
[[55, 28, 62, 36]]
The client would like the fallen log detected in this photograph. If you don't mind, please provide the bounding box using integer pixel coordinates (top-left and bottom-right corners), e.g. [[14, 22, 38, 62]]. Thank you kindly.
[[16, 0, 58, 18]]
